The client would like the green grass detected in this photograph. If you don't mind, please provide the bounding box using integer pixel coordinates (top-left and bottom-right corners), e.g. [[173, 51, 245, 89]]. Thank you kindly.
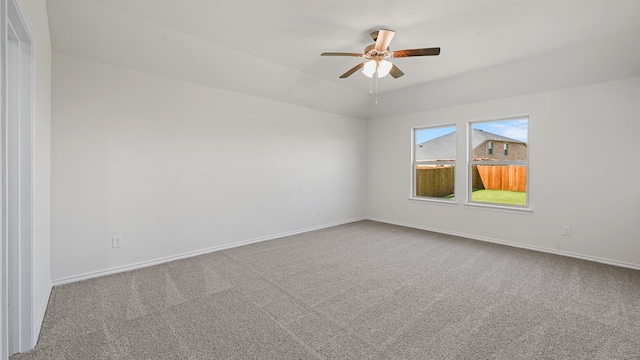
[[472, 189, 526, 206]]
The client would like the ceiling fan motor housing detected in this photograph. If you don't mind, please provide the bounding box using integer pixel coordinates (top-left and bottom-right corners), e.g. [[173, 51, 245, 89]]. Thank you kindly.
[[364, 44, 376, 54]]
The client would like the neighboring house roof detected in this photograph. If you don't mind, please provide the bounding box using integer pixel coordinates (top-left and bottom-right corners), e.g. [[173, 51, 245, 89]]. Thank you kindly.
[[415, 132, 456, 161], [416, 129, 525, 161], [470, 129, 526, 149]]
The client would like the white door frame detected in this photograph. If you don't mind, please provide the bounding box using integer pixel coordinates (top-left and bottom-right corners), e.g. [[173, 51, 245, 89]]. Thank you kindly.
[[1, 0, 35, 357]]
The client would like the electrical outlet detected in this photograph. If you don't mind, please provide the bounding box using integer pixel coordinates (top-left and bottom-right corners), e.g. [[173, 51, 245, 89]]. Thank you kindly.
[[391, 204, 396, 212], [561, 226, 571, 236], [317, 207, 322, 215], [112, 236, 123, 248]]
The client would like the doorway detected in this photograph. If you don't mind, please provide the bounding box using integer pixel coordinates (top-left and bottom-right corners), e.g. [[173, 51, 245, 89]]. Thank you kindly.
[[2, 0, 34, 357]]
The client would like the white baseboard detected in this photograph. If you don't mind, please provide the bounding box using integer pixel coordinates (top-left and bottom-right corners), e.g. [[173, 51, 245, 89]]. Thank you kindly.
[[33, 281, 52, 347], [51, 215, 639, 287], [52, 217, 365, 286], [367, 217, 640, 271]]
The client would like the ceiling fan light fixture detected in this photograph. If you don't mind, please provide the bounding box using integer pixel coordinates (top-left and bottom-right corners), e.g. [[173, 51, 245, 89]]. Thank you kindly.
[[362, 60, 377, 78], [321, 29, 440, 82], [377, 59, 393, 78]]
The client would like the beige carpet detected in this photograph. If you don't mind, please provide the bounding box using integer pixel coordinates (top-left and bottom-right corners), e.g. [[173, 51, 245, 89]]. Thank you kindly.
[[11, 220, 640, 359]]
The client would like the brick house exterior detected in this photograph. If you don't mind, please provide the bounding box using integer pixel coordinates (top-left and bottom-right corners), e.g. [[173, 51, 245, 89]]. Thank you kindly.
[[471, 138, 527, 161], [415, 129, 527, 162]]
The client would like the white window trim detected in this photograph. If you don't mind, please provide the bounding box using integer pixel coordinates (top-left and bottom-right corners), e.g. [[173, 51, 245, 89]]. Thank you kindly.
[[464, 202, 533, 214], [410, 124, 457, 203], [467, 116, 530, 211]]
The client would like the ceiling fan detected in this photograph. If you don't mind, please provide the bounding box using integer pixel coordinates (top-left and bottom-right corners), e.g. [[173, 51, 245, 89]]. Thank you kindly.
[[321, 29, 440, 79]]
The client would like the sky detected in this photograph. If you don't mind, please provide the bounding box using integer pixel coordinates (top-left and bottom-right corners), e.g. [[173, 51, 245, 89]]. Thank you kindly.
[[415, 118, 528, 144]]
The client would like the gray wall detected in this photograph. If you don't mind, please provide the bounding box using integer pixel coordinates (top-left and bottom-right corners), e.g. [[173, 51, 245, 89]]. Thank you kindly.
[[366, 76, 640, 268], [51, 54, 367, 281]]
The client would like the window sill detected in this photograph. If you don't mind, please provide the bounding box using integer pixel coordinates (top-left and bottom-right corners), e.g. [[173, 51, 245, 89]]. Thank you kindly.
[[409, 197, 458, 206], [464, 202, 533, 214]]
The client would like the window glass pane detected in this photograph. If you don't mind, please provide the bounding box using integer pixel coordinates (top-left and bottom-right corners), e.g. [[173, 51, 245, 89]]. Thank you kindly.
[[414, 126, 455, 199], [416, 164, 455, 198], [471, 164, 527, 205], [470, 118, 528, 207]]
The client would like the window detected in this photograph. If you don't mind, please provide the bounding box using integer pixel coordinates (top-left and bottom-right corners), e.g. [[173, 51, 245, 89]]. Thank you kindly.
[[412, 125, 456, 200], [469, 117, 528, 207]]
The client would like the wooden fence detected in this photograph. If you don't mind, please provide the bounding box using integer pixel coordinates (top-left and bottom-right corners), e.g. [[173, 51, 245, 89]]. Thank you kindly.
[[416, 165, 527, 197], [415, 166, 454, 198], [473, 165, 527, 192]]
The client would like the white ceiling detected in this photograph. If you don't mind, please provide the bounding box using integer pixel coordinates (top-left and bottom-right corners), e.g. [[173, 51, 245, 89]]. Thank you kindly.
[[46, 0, 640, 118]]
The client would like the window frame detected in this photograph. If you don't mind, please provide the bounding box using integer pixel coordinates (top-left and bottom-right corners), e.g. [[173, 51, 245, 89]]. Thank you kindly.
[[467, 116, 531, 212], [411, 124, 457, 203]]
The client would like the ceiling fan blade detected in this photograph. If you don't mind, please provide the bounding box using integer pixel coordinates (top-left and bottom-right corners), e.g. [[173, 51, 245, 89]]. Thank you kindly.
[[374, 29, 395, 51], [321, 52, 364, 57], [339, 62, 365, 78], [392, 47, 441, 58], [389, 64, 404, 78]]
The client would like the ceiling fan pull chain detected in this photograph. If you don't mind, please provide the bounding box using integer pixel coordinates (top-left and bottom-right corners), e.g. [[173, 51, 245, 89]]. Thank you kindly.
[[375, 72, 379, 106], [369, 74, 373, 95]]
